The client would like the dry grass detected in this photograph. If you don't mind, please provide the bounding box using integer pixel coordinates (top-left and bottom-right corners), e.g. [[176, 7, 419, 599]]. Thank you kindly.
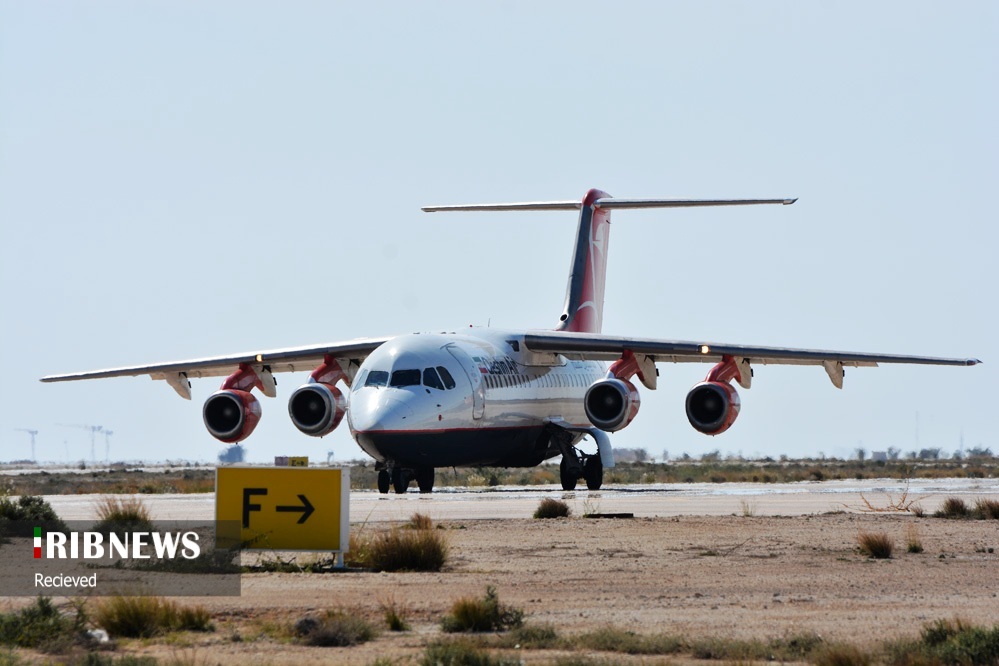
[[534, 497, 571, 519], [856, 531, 894, 559], [974, 498, 999, 519], [93, 495, 154, 536], [906, 525, 924, 553], [93, 596, 213, 638], [937, 497, 970, 518], [294, 610, 377, 647], [347, 515, 448, 571], [441, 586, 523, 633]]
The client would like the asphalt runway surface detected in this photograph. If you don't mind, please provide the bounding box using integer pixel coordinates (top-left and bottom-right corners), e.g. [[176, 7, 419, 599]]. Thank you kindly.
[[42, 477, 999, 522]]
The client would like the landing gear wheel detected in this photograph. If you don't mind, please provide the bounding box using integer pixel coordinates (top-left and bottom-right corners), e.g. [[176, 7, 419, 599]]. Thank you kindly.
[[377, 470, 390, 494], [559, 457, 578, 491], [391, 468, 408, 494], [416, 467, 435, 494], [583, 456, 603, 490]]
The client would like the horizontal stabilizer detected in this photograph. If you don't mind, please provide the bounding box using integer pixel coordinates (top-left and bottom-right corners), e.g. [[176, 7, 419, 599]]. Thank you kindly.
[[422, 197, 796, 213]]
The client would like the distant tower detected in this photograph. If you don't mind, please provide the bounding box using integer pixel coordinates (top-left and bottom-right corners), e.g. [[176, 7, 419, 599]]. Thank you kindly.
[[57, 423, 104, 462], [14, 429, 39, 461]]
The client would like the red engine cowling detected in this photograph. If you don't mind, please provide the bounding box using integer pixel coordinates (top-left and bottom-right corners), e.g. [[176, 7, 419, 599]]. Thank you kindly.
[[685, 381, 740, 435], [584, 378, 641, 432], [203, 389, 262, 443], [288, 382, 347, 437]]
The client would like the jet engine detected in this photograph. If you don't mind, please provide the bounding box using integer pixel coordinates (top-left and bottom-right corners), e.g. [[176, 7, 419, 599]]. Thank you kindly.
[[288, 382, 347, 437], [584, 378, 641, 432], [685, 381, 740, 435], [203, 389, 262, 443]]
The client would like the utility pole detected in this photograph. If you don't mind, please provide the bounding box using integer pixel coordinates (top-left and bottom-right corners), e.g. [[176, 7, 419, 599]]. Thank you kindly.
[[103, 430, 114, 463]]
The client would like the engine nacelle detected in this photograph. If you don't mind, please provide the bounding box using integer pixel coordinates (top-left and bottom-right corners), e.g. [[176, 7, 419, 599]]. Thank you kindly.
[[584, 378, 641, 432], [203, 389, 262, 443], [685, 381, 741, 435], [288, 382, 347, 437]]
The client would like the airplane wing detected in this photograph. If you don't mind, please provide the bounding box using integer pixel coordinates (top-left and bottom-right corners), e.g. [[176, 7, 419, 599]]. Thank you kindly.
[[39, 337, 390, 399], [523, 332, 980, 389]]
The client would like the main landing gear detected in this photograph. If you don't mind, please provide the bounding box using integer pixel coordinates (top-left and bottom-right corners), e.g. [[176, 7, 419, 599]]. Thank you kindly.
[[376, 465, 435, 494], [557, 439, 603, 491]]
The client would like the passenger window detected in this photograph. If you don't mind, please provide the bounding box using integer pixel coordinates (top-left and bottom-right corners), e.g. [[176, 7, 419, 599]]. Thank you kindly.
[[423, 367, 445, 390], [390, 369, 421, 387], [365, 370, 388, 388], [437, 366, 456, 390]]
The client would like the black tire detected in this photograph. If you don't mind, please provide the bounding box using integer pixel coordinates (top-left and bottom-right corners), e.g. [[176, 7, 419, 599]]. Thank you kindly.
[[377, 470, 390, 494], [559, 457, 577, 491], [391, 468, 408, 494], [583, 456, 603, 490], [416, 467, 435, 493]]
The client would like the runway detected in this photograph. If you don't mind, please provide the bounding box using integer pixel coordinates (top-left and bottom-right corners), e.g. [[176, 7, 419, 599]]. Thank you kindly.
[[41, 477, 999, 522]]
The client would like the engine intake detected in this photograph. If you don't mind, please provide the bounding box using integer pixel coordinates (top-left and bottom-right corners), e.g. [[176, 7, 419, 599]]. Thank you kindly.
[[203, 389, 261, 443], [584, 378, 640, 432], [288, 382, 347, 437], [685, 381, 740, 435]]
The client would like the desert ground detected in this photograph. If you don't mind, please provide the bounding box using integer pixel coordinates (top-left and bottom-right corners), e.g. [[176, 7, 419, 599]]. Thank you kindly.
[[4, 479, 999, 664]]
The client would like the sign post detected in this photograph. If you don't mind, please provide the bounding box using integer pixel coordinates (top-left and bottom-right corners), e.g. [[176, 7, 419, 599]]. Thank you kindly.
[[215, 467, 349, 564]]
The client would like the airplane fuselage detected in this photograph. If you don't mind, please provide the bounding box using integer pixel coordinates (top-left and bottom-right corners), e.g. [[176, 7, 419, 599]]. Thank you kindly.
[[348, 329, 603, 468]]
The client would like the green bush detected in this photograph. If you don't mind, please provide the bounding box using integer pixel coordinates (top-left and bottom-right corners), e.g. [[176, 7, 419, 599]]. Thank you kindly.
[[533, 498, 570, 519], [0, 496, 69, 537], [886, 618, 999, 665], [441, 586, 523, 633], [0, 597, 83, 651], [421, 638, 520, 666]]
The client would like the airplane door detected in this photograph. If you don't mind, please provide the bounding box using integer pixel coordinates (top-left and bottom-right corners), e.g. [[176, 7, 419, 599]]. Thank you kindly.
[[446, 345, 485, 420]]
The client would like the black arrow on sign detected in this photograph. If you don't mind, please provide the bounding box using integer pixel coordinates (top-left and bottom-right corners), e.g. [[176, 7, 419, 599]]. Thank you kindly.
[[275, 494, 314, 524]]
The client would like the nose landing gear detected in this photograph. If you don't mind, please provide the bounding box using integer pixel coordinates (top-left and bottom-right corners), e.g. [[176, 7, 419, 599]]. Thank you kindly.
[[376, 465, 435, 494]]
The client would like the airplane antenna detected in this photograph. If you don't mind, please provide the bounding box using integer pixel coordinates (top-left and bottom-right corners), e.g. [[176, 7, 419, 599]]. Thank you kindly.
[[57, 423, 104, 463], [14, 428, 39, 461]]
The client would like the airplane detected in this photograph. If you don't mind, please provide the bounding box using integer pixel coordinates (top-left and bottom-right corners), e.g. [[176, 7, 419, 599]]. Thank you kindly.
[[41, 188, 981, 494]]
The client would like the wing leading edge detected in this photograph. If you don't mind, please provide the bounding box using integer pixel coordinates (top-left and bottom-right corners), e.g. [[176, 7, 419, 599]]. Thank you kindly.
[[39, 337, 390, 399], [523, 332, 980, 389]]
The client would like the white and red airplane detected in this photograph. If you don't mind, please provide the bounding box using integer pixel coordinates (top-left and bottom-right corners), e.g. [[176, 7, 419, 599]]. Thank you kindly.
[[42, 189, 980, 494]]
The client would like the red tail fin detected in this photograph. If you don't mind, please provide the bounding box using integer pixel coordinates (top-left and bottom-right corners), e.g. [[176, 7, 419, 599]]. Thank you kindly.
[[556, 188, 611, 333]]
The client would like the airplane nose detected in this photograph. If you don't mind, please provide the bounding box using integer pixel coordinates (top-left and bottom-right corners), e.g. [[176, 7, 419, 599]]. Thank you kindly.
[[349, 391, 417, 432]]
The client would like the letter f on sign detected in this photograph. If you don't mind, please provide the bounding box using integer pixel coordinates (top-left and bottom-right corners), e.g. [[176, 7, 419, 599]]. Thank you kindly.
[[242, 488, 267, 528]]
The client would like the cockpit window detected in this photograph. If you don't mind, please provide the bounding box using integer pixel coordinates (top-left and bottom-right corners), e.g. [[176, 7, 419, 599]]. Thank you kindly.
[[437, 366, 456, 390], [365, 370, 389, 388], [353, 370, 368, 390], [390, 369, 421, 387], [423, 367, 445, 390]]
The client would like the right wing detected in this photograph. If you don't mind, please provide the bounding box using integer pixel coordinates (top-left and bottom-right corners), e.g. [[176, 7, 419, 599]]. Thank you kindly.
[[39, 337, 391, 399]]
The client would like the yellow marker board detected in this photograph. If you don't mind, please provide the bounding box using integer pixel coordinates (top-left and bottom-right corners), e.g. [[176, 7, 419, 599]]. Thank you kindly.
[[216, 467, 349, 552]]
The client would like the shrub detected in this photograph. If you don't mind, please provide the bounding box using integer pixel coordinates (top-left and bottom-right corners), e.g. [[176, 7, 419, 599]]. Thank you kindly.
[[93, 596, 213, 638], [937, 497, 969, 518], [92, 496, 153, 537], [295, 610, 376, 647], [906, 526, 924, 554], [421, 638, 520, 666], [380, 598, 410, 632], [0, 597, 83, 651], [0, 496, 69, 537], [366, 526, 449, 572], [974, 498, 999, 520], [857, 531, 894, 559], [441, 586, 523, 633], [886, 618, 999, 665], [533, 498, 570, 519], [409, 512, 433, 530], [811, 642, 875, 666], [576, 627, 682, 655]]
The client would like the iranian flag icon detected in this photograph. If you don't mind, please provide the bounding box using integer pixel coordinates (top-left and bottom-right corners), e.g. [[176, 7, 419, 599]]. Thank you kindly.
[[33, 527, 41, 559]]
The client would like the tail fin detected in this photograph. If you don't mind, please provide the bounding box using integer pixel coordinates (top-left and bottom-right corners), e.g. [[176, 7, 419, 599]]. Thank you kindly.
[[557, 188, 611, 333], [422, 190, 796, 334]]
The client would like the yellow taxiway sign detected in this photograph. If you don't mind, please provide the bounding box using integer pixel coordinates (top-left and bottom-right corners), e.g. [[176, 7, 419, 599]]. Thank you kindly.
[[215, 466, 349, 552]]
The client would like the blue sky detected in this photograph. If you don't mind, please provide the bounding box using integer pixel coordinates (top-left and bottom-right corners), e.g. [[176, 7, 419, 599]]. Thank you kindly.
[[1, 2, 995, 464]]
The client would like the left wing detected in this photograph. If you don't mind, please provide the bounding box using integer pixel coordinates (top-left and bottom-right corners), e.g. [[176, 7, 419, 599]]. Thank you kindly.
[[40, 337, 391, 399], [523, 332, 980, 389]]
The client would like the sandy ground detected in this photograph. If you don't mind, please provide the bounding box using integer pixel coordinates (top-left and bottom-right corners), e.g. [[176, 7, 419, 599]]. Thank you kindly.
[[6, 481, 999, 664]]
